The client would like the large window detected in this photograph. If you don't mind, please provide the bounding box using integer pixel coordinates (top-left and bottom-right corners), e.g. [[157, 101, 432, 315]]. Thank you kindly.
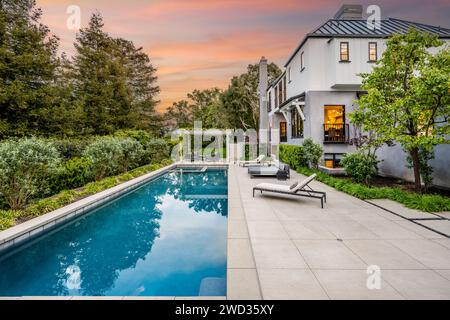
[[340, 42, 349, 61], [291, 108, 304, 138], [280, 122, 287, 142], [368, 42, 377, 62]]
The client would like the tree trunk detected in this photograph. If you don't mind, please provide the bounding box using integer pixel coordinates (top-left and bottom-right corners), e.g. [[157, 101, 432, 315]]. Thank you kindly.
[[410, 148, 422, 192]]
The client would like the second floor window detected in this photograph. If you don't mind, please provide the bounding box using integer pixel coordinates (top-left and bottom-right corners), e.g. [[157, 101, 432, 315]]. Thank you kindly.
[[368, 42, 377, 61], [283, 75, 287, 102], [275, 86, 279, 109], [288, 67, 291, 82], [300, 51, 305, 71], [278, 81, 283, 105], [291, 108, 304, 139], [340, 42, 349, 61], [268, 92, 272, 113]]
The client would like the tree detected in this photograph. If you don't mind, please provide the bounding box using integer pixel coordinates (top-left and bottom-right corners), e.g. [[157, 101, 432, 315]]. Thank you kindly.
[[0, 0, 60, 138], [71, 13, 160, 135], [188, 88, 223, 128], [164, 100, 193, 130], [220, 62, 281, 130], [352, 29, 450, 191]]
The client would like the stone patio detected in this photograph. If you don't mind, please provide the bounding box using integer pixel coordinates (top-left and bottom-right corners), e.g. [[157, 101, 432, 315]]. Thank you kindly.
[[227, 164, 450, 300]]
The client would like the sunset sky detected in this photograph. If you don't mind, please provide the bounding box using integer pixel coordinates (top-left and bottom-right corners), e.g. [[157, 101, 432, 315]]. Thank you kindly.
[[36, 0, 450, 111]]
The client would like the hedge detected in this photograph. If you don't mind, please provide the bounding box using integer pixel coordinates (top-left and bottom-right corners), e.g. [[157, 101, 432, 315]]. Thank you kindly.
[[0, 159, 173, 231], [279, 144, 308, 169]]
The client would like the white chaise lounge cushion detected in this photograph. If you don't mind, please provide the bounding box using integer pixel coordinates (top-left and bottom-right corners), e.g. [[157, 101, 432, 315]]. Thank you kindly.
[[256, 174, 317, 193], [239, 154, 265, 165]]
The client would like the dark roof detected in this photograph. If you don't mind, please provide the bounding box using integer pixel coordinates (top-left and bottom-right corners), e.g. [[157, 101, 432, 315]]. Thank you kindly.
[[285, 18, 450, 66]]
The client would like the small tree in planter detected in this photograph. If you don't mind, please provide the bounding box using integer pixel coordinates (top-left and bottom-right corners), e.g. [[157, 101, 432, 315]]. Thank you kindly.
[[353, 29, 450, 191]]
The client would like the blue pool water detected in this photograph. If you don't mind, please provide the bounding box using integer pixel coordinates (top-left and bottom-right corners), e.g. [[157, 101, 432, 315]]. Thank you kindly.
[[0, 169, 228, 297]]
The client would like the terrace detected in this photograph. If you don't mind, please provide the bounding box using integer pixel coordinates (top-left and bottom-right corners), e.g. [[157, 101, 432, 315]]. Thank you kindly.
[[227, 164, 450, 300]]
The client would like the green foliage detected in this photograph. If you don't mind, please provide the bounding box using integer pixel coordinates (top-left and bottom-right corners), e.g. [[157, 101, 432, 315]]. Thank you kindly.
[[406, 146, 435, 191], [341, 153, 379, 184], [117, 138, 145, 172], [279, 145, 307, 170], [296, 166, 450, 213], [51, 138, 91, 160], [144, 139, 171, 164], [0, 0, 61, 138], [52, 157, 93, 191], [83, 137, 123, 180], [0, 159, 173, 230], [0, 138, 61, 209], [353, 28, 450, 190], [302, 139, 323, 168]]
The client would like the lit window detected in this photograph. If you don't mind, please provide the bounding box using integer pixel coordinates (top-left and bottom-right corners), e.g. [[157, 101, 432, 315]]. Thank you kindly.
[[340, 42, 349, 61], [368, 42, 377, 61]]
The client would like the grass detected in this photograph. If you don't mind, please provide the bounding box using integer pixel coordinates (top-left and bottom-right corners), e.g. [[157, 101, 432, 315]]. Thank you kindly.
[[0, 159, 173, 231], [296, 166, 450, 213]]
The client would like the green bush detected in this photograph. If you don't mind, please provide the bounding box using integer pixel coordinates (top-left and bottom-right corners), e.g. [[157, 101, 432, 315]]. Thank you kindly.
[[52, 157, 93, 191], [143, 138, 171, 164], [279, 144, 307, 169], [117, 138, 145, 172], [0, 138, 61, 210], [302, 138, 323, 168], [296, 166, 450, 213], [83, 137, 123, 180], [341, 153, 378, 184], [113, 130, 153, 147], [51, 138, 91, 160]]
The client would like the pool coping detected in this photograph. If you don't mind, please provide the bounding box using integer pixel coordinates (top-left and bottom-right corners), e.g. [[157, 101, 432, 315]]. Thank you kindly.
[[0, 161, 231, 300]]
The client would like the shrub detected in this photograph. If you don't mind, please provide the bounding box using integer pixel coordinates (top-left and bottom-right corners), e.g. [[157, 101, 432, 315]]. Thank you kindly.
[[117, 138, 145, 172], [0, 138, 61, 209], [341, 153, 379, 184], [113, 130, 153, 147], [302, 138, 323, 168], [83, 137, 123, 180], [52, 157, 93, 191], [279, 145, 307, 169], [143, 138, 171, 164], [51, 138, 91, 160]]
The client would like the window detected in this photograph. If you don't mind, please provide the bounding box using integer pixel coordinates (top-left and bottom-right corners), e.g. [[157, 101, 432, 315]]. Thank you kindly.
[[368, 42, 377, 61], [274, 86, 278, 109], [324, 153, 345, 168], [278, 81, 283, 105], [340, 42, 349, 61], [291, 108, 304, 138], [280, 122, 287, 143], [288, 67, 291, 82], [283, 75, 287, 102], [268, 91, 272, 113], [300, 51, 305, 71]]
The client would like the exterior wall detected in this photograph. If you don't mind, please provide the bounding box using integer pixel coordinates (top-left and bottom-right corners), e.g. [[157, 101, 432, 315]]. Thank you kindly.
[[377, 143, 450, 189]]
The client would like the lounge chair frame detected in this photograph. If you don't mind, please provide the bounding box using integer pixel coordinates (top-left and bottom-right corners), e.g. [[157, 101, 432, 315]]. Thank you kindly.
[[253, 181, 327, 208]]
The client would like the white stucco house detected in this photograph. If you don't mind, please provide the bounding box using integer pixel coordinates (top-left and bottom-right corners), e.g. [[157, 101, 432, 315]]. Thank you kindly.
[[259, 4, 450, 188]]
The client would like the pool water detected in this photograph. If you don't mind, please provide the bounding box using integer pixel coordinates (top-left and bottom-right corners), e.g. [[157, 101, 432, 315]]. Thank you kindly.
[[0, 169, 228, 297]]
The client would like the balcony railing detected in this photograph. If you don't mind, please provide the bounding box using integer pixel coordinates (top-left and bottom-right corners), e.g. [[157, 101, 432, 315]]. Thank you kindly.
[[323, 124, 349, 144]]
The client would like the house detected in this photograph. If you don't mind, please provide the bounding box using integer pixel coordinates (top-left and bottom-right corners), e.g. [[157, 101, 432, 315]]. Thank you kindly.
[[259, 4, 450, 188]]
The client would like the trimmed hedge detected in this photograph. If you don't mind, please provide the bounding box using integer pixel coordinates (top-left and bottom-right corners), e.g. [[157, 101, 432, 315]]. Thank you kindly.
[[279, 144, 308, 169], [296, 166, 450, 213], [0, 159, 173, 231]]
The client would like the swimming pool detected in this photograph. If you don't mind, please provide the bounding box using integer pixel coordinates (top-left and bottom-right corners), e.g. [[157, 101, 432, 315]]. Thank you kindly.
[[0, 168, 228, 297]]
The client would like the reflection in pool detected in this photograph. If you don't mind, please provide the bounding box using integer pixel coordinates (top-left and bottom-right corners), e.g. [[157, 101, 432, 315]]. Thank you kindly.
[[0, 169, 228, 297]]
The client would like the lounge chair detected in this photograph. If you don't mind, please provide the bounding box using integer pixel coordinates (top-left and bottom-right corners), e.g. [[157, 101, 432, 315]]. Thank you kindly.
[[252, 174, 327, 208], [238, 155, 266, 167], [248, 163, 290, 180]]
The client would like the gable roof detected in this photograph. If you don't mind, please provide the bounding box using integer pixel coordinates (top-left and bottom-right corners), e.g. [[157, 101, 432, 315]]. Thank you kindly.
[[285, 18, 450, 67]]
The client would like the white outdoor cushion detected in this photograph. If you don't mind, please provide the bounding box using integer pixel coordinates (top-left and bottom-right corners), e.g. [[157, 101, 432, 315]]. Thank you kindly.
[[256, 174, 317, 193]]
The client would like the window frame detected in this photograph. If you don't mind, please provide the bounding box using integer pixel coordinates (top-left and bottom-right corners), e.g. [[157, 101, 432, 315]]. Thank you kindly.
[[339, 42, 350, 62], [300, 51, 305, 71], [291, 108, 304, 139], [368, 42, 377, 62]]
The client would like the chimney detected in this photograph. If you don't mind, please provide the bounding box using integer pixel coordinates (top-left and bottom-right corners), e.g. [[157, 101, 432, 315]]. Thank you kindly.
[[259, 56, 268, 132], [334, 4, 363, 20]]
